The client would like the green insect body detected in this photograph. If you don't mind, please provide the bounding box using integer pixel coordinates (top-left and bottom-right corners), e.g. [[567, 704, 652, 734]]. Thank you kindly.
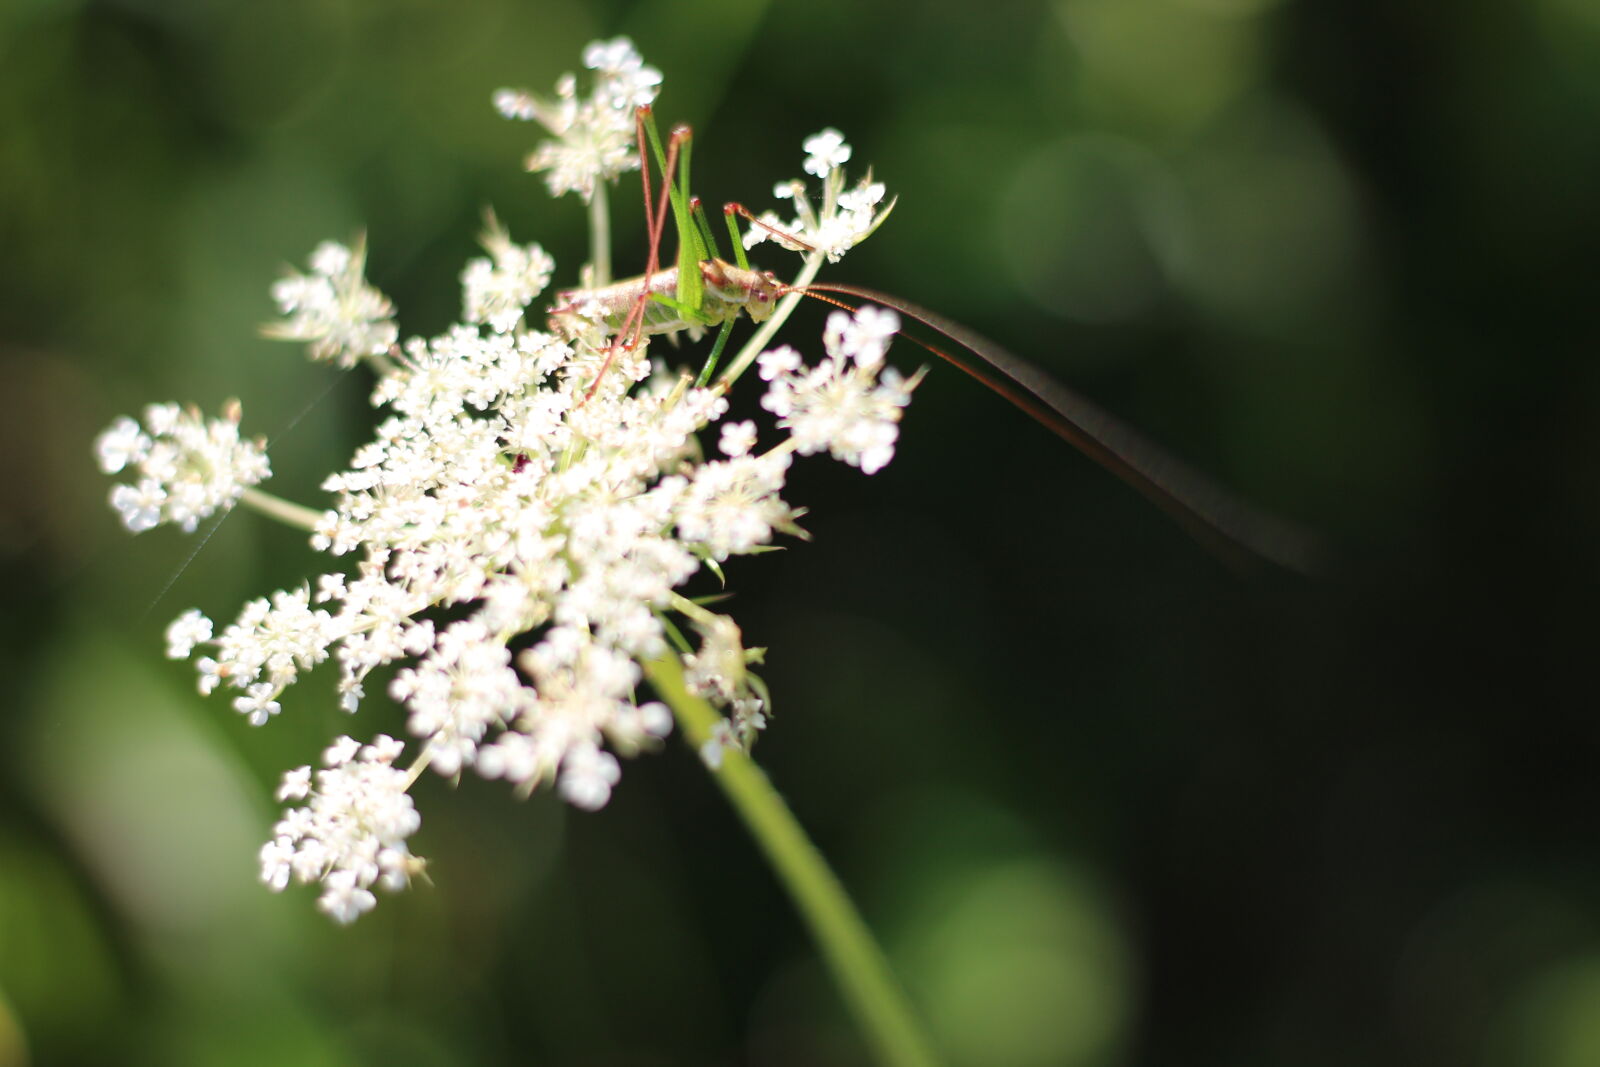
[[551, 258, 784, 341]]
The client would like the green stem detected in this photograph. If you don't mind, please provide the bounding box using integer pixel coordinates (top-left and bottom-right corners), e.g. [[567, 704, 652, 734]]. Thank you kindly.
[[642, 652, 941, 1067], [240, 488, 324, 531], [590, 181, 612, 287], [715, 251, 826, 390], [363, 349, 400, 377]]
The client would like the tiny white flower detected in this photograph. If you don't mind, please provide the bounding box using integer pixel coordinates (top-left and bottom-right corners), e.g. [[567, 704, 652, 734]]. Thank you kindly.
[[719, 420, 758, 458], [583, 37, 643, 75], [493, 88, 539, 121], [143, 402, 182, 436], [558, 744, 622, 811], [637, 701, 673, 737], [165, 609, 213, 659], [95, 416, 148, 474], [583, 37, 662, 110], [831, 305, 900, 368], [362, 734, 405, 763], [233, 683, 282, 727], [259, 836, 295, 891], [277, 766, 312, 802], [110, 480, 165, 533], [700, 720, 738, 770], [324, 736, 361, 767], [757, 346, 804, 382], [309, 242, 351, 277], [195, 657, 222, 695], [803, 129, 852, 178], [315, 573, 346, 603], [318, 869, 377, 925]]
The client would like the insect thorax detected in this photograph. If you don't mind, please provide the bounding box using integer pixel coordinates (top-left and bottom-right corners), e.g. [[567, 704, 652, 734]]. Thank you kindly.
[[703, 260, 783, 324]]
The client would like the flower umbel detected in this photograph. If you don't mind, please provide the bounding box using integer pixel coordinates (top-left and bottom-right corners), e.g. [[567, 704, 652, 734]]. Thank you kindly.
[[743, 128, 897, 263], [760, 307, 920, 474], [96, 41, 912, 924], [260, 734, 423, 924], [461, 210, 556, 333], [494, 37, 662, 203], [264, 239, 398, 367], [96, 401, 269, 533]]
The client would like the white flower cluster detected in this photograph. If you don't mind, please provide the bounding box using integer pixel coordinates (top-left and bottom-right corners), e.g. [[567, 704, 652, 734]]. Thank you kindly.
[[264, 240, 399, 367], [760, 306, 918, 474], [95, 401, 270, 532], [260, 735, 423, 924], [461, 211, 556, 333], [744, 128, 896, 263], [99, 40, 914, 921], [494, 37, 662, 202]]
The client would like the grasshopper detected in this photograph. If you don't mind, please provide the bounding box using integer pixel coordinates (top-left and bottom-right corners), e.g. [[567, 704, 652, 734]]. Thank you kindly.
[[547, 107, 791, 394], [551, 106, 1319, 575]]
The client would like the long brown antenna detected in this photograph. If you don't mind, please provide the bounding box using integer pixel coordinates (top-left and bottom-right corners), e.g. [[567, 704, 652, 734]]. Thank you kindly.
[[798, 283, 1323, 576]]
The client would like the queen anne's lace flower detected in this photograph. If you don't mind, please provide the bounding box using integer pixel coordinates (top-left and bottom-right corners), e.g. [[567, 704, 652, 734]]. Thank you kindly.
[[97, 40, 911, 922]]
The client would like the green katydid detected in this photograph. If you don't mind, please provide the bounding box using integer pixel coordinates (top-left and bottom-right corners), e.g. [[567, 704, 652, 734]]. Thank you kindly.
[[551, 105, 1320, 575], [548, 106, 789, 393]]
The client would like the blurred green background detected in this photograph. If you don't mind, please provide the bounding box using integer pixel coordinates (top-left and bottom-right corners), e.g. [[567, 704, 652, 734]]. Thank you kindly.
[[5, 0, 1600, 1064]]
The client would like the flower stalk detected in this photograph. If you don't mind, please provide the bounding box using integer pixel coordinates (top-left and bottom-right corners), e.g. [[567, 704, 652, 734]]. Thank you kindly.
[[644, 652, 941, 1067], [240, 487, 324, 532], [589, 180, 612, 287]]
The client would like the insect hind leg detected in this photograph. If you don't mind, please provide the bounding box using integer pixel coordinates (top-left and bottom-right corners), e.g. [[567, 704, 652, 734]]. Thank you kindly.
[[581, 109, 688, 402]]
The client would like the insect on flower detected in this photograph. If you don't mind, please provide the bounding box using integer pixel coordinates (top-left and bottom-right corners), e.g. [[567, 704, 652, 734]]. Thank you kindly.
[[551, 103, 1320, 575]]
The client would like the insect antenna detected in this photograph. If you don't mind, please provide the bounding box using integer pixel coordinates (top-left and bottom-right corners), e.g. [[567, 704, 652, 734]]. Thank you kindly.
[[794, 282, 1324, 577]]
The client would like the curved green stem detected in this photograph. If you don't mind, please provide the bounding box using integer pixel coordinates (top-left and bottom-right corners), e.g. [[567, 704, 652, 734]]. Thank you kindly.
[[642, 652, 941, 1067]]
